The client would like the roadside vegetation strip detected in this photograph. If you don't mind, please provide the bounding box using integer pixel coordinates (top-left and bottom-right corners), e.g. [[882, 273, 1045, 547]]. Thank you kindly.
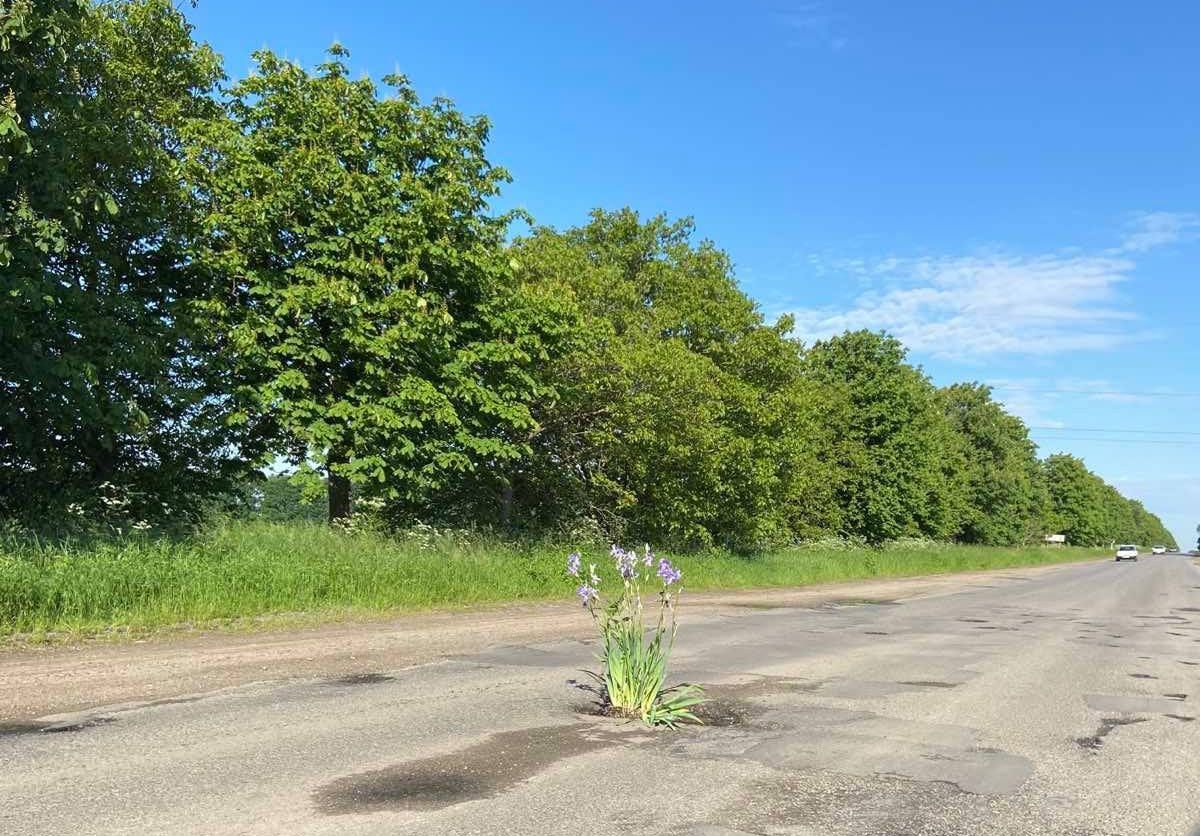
[[0, 521, 1098, 640]]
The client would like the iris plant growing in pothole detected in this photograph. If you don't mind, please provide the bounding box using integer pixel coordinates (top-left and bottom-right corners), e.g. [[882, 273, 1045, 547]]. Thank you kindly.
[[567, 544, 704, 728]]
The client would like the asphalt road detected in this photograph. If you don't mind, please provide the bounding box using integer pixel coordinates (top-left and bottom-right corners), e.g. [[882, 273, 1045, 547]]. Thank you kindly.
[[3, 555, 1200, 835]]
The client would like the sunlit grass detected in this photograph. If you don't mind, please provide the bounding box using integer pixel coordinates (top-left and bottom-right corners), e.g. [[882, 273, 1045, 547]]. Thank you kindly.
[[0, 521, 1097, 639]]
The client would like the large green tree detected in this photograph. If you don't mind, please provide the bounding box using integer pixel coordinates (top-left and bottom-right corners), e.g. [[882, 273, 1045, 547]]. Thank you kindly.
[[459, 209, 837, 550], [801, 330, 959, 543], [187, 47, 556, 522], [1040, 454, 1172, 547], [939, 383, 1043, 545], [0, 0, 239, 521]]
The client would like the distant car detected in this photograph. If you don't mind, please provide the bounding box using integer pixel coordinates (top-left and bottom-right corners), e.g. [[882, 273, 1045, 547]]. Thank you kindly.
[[1151, 545, 1166, 555], [1115, 545, 1139, 562]]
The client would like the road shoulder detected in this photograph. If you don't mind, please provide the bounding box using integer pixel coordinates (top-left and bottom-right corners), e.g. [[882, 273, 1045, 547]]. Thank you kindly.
[[0, 559, 1098, 722]]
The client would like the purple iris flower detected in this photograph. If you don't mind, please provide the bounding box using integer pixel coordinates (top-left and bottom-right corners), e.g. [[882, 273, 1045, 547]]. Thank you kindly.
[[612, 544, 637, 580], [566, 551, 581, 577], [657, 558, 682, 586]]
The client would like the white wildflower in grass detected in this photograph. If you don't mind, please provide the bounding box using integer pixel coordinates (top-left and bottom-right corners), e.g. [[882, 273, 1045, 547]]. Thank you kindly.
[[567, 544, 704, 728]]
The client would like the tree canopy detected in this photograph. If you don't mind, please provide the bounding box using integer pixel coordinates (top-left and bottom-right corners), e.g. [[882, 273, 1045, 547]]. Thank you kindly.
[[458, 209, 837, 551], [0, 1, 1176, 551], [186, 46, 559, 522], [0, 0, 242, 522]]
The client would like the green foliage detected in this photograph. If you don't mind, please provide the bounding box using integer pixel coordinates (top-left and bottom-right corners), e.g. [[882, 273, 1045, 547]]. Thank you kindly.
[[801, 331, 958, 543], [0, 4, 1174, 557], [470, 209, 835, 551], [222, 473, 325, 524], [1041, 454, 1174, 547], [0, 0, 244, 521], [939, 383, 1044, 545], [578, 547, 702, 727], [186, 46, 558, 522], [587, 609, 703, 728], [0, 521, 1098, 638]]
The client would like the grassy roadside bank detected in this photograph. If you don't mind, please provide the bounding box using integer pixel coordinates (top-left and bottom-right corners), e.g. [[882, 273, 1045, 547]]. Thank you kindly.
[[0, 521, 1098, 640]]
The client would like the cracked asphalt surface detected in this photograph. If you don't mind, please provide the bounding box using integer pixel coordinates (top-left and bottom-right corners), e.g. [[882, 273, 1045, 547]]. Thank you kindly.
[[2, 555, 1199, 835]]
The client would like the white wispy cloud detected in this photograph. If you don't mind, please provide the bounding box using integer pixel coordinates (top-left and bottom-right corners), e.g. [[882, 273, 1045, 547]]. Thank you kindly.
[[980, 379, 1066, 427], [1116, 211, 1200, 253], [789, 212, 1199, 359], [985, 377, 1166, 414], [792, 250, 1141, 358]]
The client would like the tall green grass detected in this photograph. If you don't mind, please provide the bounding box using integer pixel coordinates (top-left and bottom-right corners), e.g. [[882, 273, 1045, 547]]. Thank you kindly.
[[0, 521, 1097, 638]]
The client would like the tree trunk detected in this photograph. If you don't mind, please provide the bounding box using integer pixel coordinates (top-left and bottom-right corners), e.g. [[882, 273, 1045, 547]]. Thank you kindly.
[[499, 477, 514, 529], [327, 451, 352, 524]]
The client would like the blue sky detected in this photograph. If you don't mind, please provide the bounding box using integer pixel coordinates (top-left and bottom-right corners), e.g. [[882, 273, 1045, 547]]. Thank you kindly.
[[189, 0, 1199, 547]]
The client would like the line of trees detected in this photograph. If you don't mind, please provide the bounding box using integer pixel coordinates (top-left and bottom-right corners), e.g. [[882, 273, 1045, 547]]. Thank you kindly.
[[0, 1, 1176, 551]]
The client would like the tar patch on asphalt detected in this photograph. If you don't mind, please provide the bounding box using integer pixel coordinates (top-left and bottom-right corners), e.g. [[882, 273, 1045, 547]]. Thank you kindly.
[[0, 716, 115, 737], [1074, 717, 1148, 751], [331, 673, 395, 686], [312, 722, 642, 815]]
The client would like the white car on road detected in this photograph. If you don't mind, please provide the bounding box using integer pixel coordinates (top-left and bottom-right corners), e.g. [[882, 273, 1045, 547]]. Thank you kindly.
[[1151, 545, 1167, 555], [1115, 544, 1139, 561]]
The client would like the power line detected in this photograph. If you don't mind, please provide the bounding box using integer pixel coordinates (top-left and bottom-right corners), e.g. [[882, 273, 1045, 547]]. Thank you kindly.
[[1029, 425, 1200, 437], [991, 386, 1200, 398], [1033, 436, 1200, 446]]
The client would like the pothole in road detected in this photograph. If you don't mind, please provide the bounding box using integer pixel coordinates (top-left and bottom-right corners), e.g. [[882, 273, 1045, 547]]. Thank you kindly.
[[864, 630, 890, 635], [1128, 673, 1157, 679], [1163, 693, 1187, 701], [569, 694, 760, 729], [691, 698, 762, 727], [1074, 717, 1148, 751], [1165, 714, 1195, 722], [898, 680, 959, 689]]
